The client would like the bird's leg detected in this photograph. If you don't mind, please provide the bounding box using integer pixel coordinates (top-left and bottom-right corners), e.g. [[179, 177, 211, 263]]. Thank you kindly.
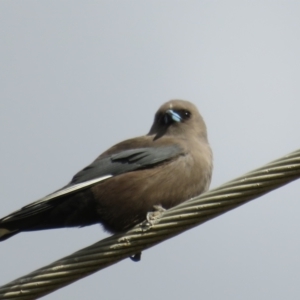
[[140, 205, 165, 232], [146, 205, 166, 224]]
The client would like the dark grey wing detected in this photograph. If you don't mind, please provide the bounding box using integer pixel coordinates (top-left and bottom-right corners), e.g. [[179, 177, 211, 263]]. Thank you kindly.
[[0, 175, 112, 223], [0, 145, 183, 224], [71, 144, 184, 184]]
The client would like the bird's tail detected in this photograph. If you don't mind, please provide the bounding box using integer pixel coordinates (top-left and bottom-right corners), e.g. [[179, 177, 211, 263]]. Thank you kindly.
[[0, 210, 47, 242], [0, 187, 101, 242], [0, 227, 19, 241], [0, 199, 54, 242]]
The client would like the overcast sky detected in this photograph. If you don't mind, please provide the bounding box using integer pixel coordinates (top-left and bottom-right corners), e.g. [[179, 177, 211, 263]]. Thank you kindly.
[[1, 1, 300, 299]]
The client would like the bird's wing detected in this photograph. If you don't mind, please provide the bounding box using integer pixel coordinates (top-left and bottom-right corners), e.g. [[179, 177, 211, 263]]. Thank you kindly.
[[71, 145, 183, 183], [1, 145, 183, 223], [0, 175, 112, 222]]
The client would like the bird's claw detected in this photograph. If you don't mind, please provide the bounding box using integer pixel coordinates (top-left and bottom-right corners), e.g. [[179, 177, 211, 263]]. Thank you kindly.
[[140, 205, 166, 231], [146, 205, 166, 223]]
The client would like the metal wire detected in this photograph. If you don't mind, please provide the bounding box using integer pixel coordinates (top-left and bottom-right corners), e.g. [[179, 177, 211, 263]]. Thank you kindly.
[[0, 149, 299, 299]]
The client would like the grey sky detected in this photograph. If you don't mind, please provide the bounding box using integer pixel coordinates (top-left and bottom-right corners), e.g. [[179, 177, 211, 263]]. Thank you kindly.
[[1, 1, 300, 299]]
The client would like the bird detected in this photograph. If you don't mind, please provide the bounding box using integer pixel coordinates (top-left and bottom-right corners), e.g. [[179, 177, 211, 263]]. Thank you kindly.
[[0, 100, 213, 247]]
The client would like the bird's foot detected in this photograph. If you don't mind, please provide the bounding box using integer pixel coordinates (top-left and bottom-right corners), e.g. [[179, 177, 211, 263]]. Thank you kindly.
[[146, 205, 166, 223], [140, 205, 166, 231]]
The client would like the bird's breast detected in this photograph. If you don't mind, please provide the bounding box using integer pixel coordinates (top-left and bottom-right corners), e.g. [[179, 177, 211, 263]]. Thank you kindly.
[[91, 140, 212, 233]]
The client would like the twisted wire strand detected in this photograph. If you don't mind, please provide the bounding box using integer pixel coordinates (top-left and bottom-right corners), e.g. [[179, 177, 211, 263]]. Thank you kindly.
[[0, 149, 299, 299]]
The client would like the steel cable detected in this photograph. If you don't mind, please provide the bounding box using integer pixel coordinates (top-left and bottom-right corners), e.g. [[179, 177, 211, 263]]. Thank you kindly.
[[0, 149, 299, 299]]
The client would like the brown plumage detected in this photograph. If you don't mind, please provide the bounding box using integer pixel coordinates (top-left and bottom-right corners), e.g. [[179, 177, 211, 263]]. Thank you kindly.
[[0, 100, 213, 242]]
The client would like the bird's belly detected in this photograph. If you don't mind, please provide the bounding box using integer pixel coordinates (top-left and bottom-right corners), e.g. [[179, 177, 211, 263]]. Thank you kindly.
[[91, 155, 209, 233]]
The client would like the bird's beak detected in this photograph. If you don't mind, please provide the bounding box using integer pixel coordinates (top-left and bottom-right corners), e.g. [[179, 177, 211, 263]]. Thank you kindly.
[[165, 109, 182, 123]]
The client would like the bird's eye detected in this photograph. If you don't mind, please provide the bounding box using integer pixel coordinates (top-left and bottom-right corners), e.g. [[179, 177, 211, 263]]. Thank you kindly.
[[180, 110, 191, 120]]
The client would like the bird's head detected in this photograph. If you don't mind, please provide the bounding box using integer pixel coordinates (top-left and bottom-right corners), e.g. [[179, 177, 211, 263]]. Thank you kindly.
[[148, 100, 208, 141]]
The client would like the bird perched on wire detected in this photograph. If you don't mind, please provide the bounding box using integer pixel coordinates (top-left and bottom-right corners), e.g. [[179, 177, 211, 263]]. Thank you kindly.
[[0, 100, 213, 250]]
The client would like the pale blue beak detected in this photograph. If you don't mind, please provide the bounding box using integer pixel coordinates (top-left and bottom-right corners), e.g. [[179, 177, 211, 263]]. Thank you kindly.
[[166, 109, 182, 122]]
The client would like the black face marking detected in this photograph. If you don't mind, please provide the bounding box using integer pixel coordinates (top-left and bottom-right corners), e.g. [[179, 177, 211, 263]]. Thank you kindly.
[[163, 113, 171, 125], [155, 109, 191, 128]]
